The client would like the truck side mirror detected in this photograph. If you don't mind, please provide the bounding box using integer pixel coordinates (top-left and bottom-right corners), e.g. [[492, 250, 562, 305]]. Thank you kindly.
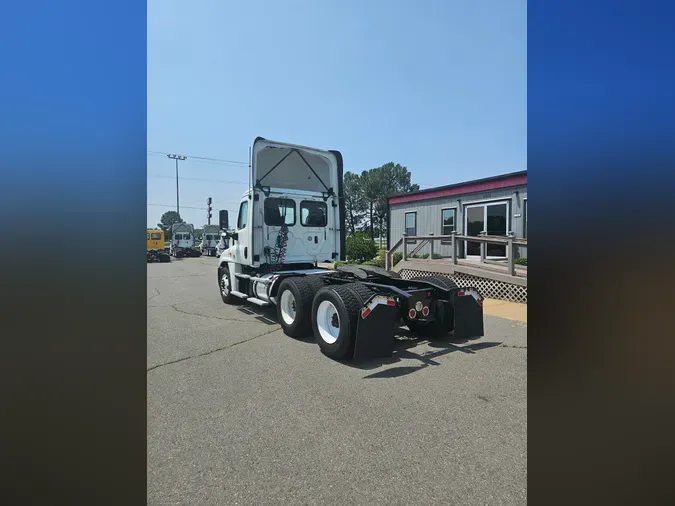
[[219, 210, 229, 230]]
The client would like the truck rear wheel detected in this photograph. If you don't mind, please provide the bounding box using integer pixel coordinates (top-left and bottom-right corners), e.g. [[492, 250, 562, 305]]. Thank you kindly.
[[276, 276, 326, 338], [312, 283, 374, 360], [405, 275, 457, 337]]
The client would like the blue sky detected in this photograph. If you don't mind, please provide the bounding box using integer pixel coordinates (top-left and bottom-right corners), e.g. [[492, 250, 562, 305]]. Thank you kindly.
[[147, 0, 526, 227]]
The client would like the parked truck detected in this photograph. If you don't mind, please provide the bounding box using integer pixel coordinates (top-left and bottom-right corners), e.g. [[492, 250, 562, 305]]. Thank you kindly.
[[216, 231, 230, 257], [217, 137, 484, 361], [170, 223, 202, 258], [200, 224, 220, 257], [147, 228, 170, 263]]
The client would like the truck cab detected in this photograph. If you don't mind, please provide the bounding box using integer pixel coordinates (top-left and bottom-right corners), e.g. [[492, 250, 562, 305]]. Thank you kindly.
[[221, 137, 345, 270], [200, 224, 221, 257], [147, 229, 170, 262], [147, 229, 164, 251], [170, 223, 197, 258]]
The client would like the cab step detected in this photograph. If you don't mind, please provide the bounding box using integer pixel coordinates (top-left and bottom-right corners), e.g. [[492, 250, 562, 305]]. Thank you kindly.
[[247, 297, 270, 307], [235, 273, 251, 279], [230, 291, 248, 299]]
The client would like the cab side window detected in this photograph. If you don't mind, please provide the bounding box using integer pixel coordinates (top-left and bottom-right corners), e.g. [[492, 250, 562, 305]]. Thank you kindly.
[[237, 201, 249, 229]]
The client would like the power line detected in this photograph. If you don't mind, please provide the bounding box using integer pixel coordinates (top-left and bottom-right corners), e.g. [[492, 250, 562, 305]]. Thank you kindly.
[[148, 150, 247, 166], [147, 174, 248, 185], [148, 203, 205, 211], [149, 203, 240, 210]]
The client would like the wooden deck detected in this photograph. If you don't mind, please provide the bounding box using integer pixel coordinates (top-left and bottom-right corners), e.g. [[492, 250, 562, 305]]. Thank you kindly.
[[386, 233, 527, 287], [393, 257, 527, 286]]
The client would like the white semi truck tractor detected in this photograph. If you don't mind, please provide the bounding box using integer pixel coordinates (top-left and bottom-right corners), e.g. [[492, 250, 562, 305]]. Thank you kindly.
[[200, 224, 220, 257], [217, 137, 485, 361], [170, 223, 201, 258]]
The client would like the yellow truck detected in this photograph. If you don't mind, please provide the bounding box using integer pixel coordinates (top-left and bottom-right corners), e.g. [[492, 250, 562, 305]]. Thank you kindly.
[[147, 229, 170, 262]]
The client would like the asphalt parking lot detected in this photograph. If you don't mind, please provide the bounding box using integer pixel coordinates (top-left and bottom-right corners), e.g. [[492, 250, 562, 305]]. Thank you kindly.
[[148, 257, 527, 506]]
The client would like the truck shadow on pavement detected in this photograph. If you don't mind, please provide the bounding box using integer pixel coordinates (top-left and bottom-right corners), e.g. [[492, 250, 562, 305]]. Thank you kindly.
[[236, 306, 501, 379], [351, 331, 503, 379]]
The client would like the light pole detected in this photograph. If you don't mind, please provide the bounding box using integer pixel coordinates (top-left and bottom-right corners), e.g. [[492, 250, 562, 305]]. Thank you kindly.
[[167, 154, 187, 215]]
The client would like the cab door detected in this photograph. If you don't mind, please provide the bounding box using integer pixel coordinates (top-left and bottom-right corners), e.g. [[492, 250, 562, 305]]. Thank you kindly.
[[233, 198, 252, 265]]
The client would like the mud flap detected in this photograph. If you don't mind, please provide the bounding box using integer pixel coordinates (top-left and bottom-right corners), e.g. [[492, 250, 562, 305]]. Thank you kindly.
[[452, 288, 485, 340], [353, 295, 398, 360]]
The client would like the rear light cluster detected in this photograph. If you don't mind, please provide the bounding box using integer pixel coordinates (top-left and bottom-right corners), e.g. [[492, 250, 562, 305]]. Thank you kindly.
[[408, 303, 430, 319]]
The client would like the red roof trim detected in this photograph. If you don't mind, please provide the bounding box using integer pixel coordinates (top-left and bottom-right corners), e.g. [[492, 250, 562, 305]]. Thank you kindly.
[[389, 173, 527, 205]]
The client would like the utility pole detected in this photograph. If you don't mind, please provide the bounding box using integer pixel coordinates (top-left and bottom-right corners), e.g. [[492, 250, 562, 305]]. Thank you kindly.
[[167, 154, 187, 215]]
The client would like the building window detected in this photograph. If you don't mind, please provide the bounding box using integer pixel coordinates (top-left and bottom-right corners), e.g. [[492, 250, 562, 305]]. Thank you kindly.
[[523, 199, 527, 239], [237, 201, 249, 229], [405, 212, 417, 242], [464, 201, 510, 257], [264, 197, 296, 226], [300, 201, 327, 227], [440, 208, 456, 244]]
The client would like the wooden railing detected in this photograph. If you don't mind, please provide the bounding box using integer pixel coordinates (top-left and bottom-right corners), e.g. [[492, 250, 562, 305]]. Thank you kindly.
[[386, 232, 527, 277]]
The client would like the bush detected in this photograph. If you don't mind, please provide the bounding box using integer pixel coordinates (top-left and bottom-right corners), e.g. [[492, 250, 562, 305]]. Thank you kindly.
[[364, 257, 385, 268], [393, 252, 403, 266], [377, 248, 386, 259], [515, 257, 527, 266], [432, 253, 442, 259], [346, 232, 378, 263], [334, 260, 358, 269], [422, 253, 430, 259]]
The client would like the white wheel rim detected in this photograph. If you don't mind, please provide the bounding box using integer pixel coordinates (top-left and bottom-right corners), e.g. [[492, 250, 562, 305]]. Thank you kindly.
[[220, 273, 230, 295], [280, 290, 297, 325], [316, 300, 340, 344]]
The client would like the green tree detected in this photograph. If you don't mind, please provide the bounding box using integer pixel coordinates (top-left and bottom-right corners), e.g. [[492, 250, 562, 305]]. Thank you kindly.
[[373, 162, 419, 244], [346, 232, 378, 263], [359, 169, 380, 241], [343, 171, 367, 234], [359, 162, 419, 243], [157, 211, 183, 240]]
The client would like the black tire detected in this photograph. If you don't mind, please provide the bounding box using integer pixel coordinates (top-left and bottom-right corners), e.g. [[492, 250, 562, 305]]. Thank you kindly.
[[218, 265, 237, 304], [276, 276, 327, 338], [405, 275, 458, 337], [312, 283, 374, 360]]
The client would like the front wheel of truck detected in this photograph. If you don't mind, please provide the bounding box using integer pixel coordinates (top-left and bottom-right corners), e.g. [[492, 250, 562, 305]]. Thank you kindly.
[[219, 265, 237, 304]]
